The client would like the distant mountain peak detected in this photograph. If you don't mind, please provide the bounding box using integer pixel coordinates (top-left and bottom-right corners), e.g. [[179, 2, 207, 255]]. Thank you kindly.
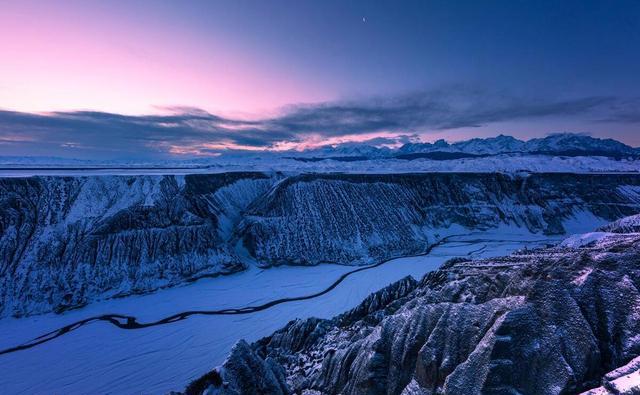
[[300, 132, 637, 159]]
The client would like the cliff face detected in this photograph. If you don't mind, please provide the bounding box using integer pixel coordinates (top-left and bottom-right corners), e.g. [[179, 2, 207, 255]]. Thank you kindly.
[[240, 173, 640, 266], [190, 229, 640, 395], [0, 173, 274, 317], [2, 172, 640, 317]]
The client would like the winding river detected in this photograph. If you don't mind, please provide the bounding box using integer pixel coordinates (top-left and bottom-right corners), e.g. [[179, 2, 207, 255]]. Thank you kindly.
[[0, 230, 557, 394]]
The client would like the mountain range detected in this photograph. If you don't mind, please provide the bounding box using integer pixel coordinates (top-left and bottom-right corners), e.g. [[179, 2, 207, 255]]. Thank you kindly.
[[0, 133, 638, 168], [295, 133, 640, 161]]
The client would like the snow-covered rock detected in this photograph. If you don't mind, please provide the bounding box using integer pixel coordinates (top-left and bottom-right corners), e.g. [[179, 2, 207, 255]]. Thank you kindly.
[[0, 172, 275, 317], [240, 172, 640, 266], [598, 214, 640, 234], [561, 232, 616, 248], [582, 356, 640, 394], [186, 223, 640, 395]]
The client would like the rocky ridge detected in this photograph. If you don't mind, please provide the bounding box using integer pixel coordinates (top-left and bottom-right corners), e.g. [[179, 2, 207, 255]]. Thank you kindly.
[[186, 222, 640, 395], [240, 173, 640, 266], [2, 172, 640, 317]]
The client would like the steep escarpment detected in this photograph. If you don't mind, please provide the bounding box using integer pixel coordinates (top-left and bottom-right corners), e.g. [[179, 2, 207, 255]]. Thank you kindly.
[[0, 172, 275, 317], [240, 173, 640, 266], [2, 172, 640, 318], [188, 229, 640, 395]]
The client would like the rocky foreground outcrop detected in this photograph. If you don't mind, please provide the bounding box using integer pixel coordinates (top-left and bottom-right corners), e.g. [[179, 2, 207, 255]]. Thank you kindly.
[[185, 229, 640, 394]]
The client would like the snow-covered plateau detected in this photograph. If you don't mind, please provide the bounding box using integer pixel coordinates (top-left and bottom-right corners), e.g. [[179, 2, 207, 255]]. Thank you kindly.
[[0, 154, 639, 177]]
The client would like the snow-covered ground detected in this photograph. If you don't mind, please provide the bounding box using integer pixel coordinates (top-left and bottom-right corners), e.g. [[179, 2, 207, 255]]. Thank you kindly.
[[0, 154, 638, 177], [560, 232, 616, 248], [0, 229, 559, 395]]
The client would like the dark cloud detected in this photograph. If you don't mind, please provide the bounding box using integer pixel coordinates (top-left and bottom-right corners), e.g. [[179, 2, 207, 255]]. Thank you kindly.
[[593, 98, 640, 124], [0, 88, 636, 159], [265, 90, 619, 135]]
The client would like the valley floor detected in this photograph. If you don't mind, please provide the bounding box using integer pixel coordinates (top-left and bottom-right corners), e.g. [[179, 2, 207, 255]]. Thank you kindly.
[[0, 229, 564, 394]]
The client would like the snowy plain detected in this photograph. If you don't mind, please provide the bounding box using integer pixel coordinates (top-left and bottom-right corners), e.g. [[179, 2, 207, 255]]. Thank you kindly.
[[0, 154, 639, 177], [0, 228, 565, 395]]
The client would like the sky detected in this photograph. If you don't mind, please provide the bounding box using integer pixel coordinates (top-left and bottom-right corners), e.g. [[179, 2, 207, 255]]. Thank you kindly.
[[0, 0, 639, 159]]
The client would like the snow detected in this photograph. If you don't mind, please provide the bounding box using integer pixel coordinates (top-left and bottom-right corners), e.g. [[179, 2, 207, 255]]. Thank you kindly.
[[0, 154, 638, 177], [584, 355, 640, 394], [561, 210, 611, 235], [560, 232, 615, 248], [572, 268, 594, 286], [599, 212, 640, 233], [0, 229, 557, 395], [608, 371, 640, 393]]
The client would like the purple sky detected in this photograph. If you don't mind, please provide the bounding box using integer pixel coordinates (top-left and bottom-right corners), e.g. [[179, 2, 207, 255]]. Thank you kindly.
[[1, 0, 639, 158]]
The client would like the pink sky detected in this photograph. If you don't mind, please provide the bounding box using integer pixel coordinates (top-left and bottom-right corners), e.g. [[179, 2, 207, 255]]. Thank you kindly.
[[0, 1, 332, 116]]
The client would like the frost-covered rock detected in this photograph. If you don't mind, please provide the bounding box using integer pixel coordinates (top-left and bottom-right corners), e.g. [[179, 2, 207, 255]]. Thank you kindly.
[[560, 232, 616, 248], [598, 214, 640, 234], [581, 356, 640, 394], [0, 172, 275, 317], [2, 171, 640, 317], [186, 227, 640, 394], [241, 172, 640, 266]]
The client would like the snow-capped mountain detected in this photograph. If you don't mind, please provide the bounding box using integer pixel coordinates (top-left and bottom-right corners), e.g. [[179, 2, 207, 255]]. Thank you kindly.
[[396, 134, 526, 155], [447, 134, 527, 154], [302, 133, 639, 159], [292, 143, 393, 159], [524, 133, 638, 155]]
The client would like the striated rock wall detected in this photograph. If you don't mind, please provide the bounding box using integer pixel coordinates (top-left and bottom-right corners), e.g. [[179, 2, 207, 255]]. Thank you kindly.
[[2, 171, 640, 317], [240, 173, 640, 266], [0, 172, 274, 317]]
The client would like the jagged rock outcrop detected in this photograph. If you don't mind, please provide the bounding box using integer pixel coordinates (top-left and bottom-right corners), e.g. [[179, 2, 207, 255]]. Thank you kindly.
[[582, 356, 640, 394], [188, 228, 640, 394], [0, 172, 275, 317], [241, 173, 640, 266]]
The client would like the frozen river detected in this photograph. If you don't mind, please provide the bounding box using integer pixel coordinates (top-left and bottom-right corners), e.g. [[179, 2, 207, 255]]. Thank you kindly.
[[0, 230, 558, 394]]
